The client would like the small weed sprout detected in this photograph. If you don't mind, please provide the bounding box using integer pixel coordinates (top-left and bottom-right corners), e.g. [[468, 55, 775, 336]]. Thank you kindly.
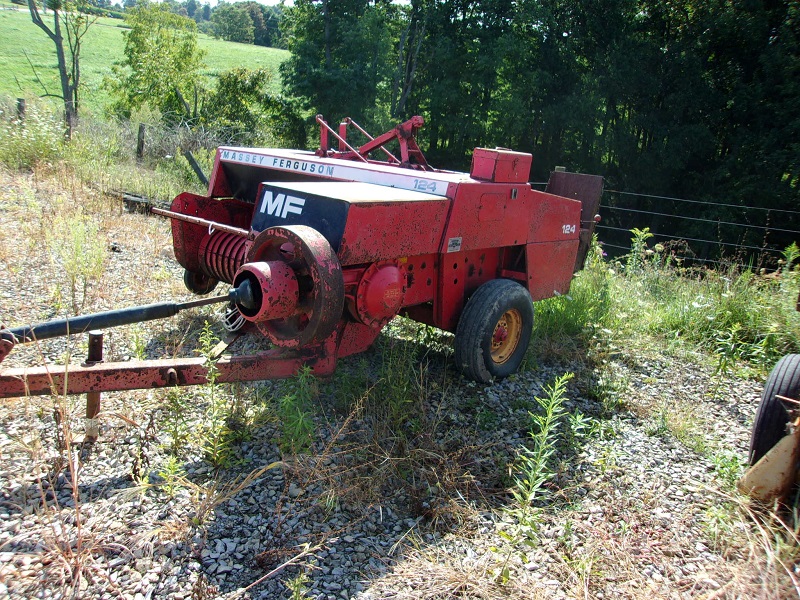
[[163, 387, 192, 456], [285, 568, 312, 599], [157, 455, 187, 498], [46, 213, 107, 313], [277, 365, 318, 453], [512, 372, 574, 508], [711, 450, 744, 491]]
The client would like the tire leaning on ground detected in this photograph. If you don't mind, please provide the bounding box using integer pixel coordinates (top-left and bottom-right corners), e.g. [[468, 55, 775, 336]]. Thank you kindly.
[[454, 279, 534, 384], [749, 353, 800, 465]]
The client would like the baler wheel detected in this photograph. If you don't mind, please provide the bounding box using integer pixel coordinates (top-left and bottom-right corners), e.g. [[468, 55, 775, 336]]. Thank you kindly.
[[245, 225, 344, 347], [455, 279, 534, 383], [183, 269, 218, 295], [749, 354, 800, 465]]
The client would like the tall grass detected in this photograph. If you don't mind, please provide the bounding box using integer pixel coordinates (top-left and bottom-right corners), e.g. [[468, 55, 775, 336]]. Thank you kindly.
[[532, 238, 617, 358], [534, 232, 800, 373], [0, 100, 65, 169], [615, 239, 800, 370]]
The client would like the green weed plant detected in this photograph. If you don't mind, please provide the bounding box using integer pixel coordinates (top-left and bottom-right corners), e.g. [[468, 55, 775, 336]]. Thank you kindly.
[[0, 100, 65, 170], [512, 372, 574, 508], [277, 365, 318, 454]]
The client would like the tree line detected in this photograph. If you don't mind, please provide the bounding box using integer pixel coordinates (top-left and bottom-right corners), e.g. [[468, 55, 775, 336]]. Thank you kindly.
[[16, 0, 286, 47]]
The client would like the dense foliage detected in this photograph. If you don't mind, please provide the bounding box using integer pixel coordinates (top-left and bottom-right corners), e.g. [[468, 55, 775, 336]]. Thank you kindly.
[[281, 0, 798, 252], [106, 2, 205, 119]]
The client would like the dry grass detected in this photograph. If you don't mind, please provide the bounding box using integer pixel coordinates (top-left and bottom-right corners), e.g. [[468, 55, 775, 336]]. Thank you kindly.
[[368, 538, 546, 600]]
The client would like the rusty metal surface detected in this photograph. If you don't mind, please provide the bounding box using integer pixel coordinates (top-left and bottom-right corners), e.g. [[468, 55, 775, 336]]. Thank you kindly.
[[234, 261, 299, 322], [338, 201, 449, 266], [545, 171, 604, 271], [0, 348, 337, 399], [0, 337, 12, 366], [355, 261, 406, 328], [199, 231, 248, 283], [247, 226, 344, 347], [85, 331, 104, 439], [441, 183, 529, 255], [169, 193, 254, 273], [525, 240, 580, 301]]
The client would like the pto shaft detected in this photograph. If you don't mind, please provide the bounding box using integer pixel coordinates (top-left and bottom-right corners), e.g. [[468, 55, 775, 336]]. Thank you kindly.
[[1, 280, 255, 345]]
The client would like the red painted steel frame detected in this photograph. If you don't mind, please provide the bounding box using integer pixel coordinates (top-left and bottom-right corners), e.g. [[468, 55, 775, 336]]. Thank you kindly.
[[0, 351, 331, 398]]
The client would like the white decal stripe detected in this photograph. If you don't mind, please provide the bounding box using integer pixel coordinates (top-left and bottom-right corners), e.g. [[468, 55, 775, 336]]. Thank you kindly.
[[219, 149, 453, 197]]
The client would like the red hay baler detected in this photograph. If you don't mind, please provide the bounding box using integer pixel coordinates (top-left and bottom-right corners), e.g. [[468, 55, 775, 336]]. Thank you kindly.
[[0, 116, 603, 398]]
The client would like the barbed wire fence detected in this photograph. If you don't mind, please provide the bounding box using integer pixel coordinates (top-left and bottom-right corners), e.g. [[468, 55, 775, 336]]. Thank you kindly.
[[534, 183, 800, 269]]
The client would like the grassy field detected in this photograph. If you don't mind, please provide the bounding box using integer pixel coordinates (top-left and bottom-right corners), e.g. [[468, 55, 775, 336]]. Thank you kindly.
[[0, 6, 289, 117]]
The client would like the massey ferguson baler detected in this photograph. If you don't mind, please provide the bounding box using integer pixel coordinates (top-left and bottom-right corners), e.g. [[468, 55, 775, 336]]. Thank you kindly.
[[0, 116, 602, 398]]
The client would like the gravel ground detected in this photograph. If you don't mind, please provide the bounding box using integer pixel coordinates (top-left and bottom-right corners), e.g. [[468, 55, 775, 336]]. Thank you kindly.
[[0, 171, 789, 599]]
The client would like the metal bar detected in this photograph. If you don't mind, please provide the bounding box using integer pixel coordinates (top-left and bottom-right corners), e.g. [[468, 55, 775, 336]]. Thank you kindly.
[[85, 331, 103, 439], [344, 117, 400, 164], [314, 115, 368, 163], [4, 294, 232, 344], [0, 349, 337, 398], [151, 207, 251, 238]]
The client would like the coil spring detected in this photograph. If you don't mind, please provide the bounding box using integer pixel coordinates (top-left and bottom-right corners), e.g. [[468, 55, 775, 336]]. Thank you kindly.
[[198, 231, 247, 284]]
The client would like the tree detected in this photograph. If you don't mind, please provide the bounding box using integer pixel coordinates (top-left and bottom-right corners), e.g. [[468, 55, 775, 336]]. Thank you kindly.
[[281, 0, 402, 128], [27, 0, 96, 138], [107, 1, 206, 120], [212, 2, 254, 44], [203, 67, 306, 147]]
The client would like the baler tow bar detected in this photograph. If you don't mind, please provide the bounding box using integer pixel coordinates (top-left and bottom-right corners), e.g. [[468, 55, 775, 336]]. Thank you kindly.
[[0, 275, 340, 399]]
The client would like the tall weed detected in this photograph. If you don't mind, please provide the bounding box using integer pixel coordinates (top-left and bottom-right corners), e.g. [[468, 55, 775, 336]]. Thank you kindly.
[[0, 100, 65, 170], [45, 212, 107, 313], [532, 237, 615, 358], [512, 373, 574, 507]]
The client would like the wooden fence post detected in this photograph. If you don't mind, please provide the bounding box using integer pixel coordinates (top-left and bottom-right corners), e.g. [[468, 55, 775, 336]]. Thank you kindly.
[[136, 123, 146, 160]]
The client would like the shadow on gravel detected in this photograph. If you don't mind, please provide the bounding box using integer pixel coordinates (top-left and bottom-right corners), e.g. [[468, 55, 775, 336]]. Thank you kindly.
[[182, 325, 609, 598]]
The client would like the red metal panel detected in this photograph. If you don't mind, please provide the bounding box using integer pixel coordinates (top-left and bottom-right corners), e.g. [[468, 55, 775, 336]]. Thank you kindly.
[[470, 148, 532, 183], [208, 149, 232, 197], [545, 171, 604, 271], [336, 322, 382, 358], [440, 183, 529, 254], [527, 190, 582, 244], [402, 253, 437, 307], [434, 248, 503, 332], [338, 201, 449, 265], [525, 241, 580, 301]]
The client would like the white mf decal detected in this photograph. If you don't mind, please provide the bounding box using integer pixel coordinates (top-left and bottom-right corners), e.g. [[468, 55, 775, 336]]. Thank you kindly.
[[260, 191, 306, 219]]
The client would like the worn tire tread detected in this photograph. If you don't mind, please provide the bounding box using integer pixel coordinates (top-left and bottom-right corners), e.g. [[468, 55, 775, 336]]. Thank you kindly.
[[454, 279, 533, 383]]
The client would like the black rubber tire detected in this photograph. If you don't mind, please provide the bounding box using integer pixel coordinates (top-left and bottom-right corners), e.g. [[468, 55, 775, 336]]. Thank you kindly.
[[183, 269, 218, 295], [454, 279, 534, 383], [749, 354, 800, 465]]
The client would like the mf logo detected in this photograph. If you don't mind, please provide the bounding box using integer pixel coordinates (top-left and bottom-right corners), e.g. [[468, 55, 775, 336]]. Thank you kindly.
[[259, 191, 306, 219]]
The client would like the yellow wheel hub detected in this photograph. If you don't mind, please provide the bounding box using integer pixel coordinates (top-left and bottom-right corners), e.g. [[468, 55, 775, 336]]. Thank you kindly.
[[490, 308, 522, 365]]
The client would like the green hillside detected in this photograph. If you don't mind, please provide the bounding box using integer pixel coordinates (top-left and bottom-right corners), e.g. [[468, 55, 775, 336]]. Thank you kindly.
[[0, 7, 289, 116]]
